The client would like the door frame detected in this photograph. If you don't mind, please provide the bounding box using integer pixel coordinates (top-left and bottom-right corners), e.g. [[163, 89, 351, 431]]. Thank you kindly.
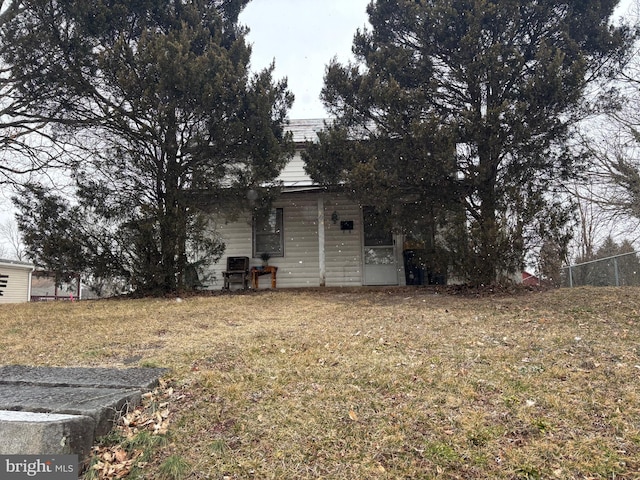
[[361, 206, 401, 286]]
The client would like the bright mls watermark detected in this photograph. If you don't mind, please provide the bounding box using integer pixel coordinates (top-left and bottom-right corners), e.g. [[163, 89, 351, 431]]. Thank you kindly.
[[1, 455, 77, 479]]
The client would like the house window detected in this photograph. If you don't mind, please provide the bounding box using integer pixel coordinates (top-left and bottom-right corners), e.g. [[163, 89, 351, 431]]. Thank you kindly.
[[253, 208, 284, 257]]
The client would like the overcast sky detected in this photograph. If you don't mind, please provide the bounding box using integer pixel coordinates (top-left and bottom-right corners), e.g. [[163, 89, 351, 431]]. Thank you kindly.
[[239, 0, 371, 119]]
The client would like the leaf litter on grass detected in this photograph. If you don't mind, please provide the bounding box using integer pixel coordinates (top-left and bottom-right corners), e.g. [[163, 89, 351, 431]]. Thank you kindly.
[[85, 378, 177, 479], [1, 286, 640, 478]]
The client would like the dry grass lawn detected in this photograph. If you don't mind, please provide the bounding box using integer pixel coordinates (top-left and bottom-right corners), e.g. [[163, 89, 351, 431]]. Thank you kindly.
[[1, 286, 639, 479]]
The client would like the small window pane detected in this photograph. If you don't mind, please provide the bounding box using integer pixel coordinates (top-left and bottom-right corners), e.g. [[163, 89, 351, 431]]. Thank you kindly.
[[363, 206, 393, 247], [254, 208, 283, 256]]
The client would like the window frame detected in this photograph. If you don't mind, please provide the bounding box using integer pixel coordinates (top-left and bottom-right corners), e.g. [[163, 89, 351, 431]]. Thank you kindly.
[[253, 207, 284, 258]]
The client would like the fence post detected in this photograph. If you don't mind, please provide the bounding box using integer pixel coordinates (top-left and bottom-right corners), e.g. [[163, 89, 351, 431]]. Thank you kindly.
[[614, 257, 620, 286], [568, 265, 573, 288]]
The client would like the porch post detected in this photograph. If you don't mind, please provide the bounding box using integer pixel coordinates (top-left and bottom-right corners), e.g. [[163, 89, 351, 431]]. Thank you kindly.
[[318, 197, 326, 286]]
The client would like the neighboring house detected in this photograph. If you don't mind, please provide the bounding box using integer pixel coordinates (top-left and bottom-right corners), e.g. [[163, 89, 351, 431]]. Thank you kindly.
[[204, 119, 411, 289], [0, 259, 35, 303], [522, 271, 540, 286]]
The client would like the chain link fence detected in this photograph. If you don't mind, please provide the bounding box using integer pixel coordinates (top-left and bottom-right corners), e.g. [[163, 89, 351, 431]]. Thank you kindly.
[[561, 251, 640, 287]]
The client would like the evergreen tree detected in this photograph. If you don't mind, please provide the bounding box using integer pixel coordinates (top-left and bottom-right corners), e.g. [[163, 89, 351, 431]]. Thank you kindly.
[[589, 236, 640, 286], [616, 239, 640, 285], [305, 0, 632, 285], [5, 0, 293, 294]]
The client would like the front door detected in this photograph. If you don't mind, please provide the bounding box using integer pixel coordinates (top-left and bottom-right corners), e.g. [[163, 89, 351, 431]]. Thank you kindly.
[[362, 206, 398, 285]]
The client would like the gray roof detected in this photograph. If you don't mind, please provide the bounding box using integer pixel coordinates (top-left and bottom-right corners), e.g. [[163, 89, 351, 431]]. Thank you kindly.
[[287, 119, 326, 143], [0, 259, 35, 270]]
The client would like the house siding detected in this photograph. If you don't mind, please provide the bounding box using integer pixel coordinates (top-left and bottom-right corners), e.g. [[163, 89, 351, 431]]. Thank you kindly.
[[202, 116, 411, 289], [323, 195, 363, 287], [272, 193, 321, 288], [205, 214, 253, 289], [205, 191, 367, 289], [275, 152, 314, 187], [0, 262, 34, 304]]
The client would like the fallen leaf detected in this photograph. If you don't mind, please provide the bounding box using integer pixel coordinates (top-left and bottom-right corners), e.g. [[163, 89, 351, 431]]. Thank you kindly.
[[114, 448, 127, 463]]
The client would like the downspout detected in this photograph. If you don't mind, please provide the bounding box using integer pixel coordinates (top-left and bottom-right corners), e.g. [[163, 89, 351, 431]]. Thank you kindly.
[[27, 265, 34, 302], [318, 197, 326, 286]]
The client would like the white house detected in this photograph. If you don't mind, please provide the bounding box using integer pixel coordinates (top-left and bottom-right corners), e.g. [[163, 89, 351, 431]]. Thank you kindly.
[[0, 259, 35, 303], [203, 119, 410, 289]]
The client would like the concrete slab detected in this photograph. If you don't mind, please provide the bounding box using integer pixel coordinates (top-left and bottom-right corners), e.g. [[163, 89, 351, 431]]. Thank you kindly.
[[0, 385, 141, 436], [0, 366, 167, 461], [0, 365, 167, 389], [0, 410, 94, 457]]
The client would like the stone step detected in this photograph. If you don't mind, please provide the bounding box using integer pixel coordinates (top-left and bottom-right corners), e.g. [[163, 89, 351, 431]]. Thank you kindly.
[[0, 410, 94, 456], [0, 366, 167, 460], [0, 365, 166, 389]]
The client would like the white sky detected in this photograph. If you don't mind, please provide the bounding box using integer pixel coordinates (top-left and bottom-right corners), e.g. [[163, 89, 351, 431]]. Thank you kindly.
[[239, 0, 371, 119]]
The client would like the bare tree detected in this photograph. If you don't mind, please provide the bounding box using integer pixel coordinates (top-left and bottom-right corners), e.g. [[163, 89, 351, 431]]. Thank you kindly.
[[578, 2, 640, 229], [565, 179, 630, 260], [563, 1, 640, 268], [0, 0, 73, 186], [581, 112, 640, 218], [0, 218, 23, 260]]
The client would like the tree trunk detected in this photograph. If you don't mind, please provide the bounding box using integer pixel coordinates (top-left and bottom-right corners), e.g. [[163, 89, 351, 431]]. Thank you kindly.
[[473, 134, 500, 285], [476, 191, 498, 285], [158, 108, 182, 293]]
